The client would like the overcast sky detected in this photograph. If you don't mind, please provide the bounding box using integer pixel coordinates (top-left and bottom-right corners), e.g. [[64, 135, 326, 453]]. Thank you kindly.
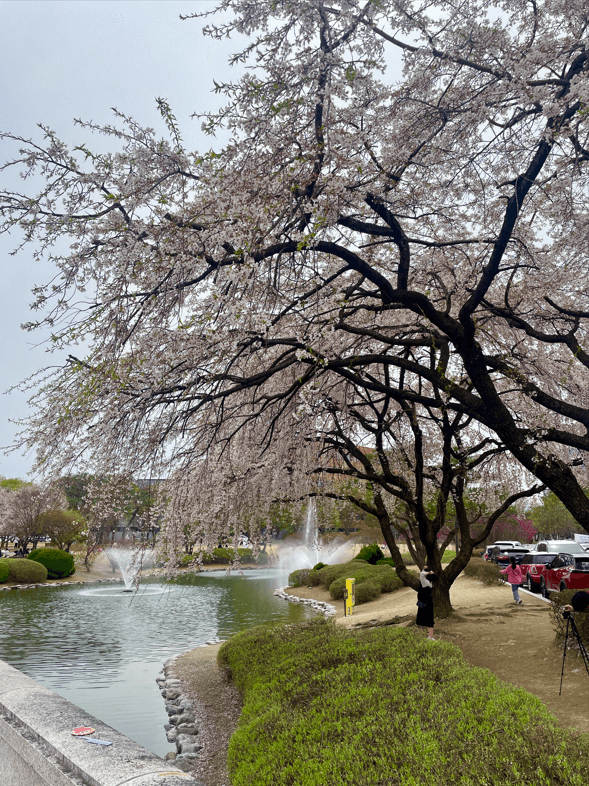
[[0, 1, 240, 479]]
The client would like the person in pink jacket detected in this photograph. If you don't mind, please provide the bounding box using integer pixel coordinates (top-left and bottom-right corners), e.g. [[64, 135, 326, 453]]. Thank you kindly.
[[501, 557, 523, 604]]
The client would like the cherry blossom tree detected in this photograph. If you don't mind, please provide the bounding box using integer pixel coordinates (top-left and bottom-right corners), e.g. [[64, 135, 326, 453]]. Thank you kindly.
[[3, 483, 66, 551], [1, 1, 589, 609]]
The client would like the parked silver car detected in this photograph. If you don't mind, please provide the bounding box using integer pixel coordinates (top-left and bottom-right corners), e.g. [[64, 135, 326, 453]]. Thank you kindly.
[[535, 540, 587, 555]]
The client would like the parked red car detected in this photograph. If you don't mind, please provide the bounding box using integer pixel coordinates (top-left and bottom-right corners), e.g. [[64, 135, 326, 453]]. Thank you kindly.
[[520, 553, 557, 592], [540, 553, 589, 598]]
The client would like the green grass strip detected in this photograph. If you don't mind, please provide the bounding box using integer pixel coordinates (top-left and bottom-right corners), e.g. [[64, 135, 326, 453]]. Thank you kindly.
[[219, 618, 589, 786]]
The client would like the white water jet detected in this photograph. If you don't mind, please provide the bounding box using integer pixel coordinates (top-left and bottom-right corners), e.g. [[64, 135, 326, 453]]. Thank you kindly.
[[276, 500, 357, 574], [104, 547, 155, 591]]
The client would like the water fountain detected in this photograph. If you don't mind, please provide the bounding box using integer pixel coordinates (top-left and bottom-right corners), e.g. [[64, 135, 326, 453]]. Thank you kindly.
[[104, 547, 155, 591], [276, 500, 356, 573]]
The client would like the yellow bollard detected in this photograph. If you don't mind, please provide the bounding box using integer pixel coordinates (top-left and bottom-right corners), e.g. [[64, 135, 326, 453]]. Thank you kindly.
[[344, 577, 356, 616]]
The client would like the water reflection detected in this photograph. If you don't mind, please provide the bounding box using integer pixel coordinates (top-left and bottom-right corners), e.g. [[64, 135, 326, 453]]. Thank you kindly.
[[0, 569, 315, 756]]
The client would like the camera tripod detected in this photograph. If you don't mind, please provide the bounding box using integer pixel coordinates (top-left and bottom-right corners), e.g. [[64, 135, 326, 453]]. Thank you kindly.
[[559, 612, 589, 695]]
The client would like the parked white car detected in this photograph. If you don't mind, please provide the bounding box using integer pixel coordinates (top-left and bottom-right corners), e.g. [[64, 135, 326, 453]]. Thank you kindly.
[[535, 540, 587, 555], [482, 541, 524, 559]]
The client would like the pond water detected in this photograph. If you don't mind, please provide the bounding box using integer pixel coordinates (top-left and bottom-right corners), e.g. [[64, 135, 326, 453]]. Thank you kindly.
[[0, 569, 316, 756]]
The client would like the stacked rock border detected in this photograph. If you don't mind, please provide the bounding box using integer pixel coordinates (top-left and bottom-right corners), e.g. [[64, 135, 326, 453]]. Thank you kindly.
[[157, 639, 225, 774], [274, 586, 337, 617]]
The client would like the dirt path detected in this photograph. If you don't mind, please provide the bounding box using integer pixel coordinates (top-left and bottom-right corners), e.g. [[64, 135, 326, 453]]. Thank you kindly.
[[289, 574, 589, 735], [173, 644, 241, 786]]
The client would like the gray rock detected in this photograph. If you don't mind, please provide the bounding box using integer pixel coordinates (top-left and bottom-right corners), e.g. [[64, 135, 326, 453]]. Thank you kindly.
[[164, 751, 177, 760], [176, 733, 198, 751], [177, 750, 201, 761], [168, 714, 182, 725], [166, 728, 178, 742], [178, 712, 196, 724], [177, 723, 198, 735], [179, 742, 202, 755], [179, 699, 194, 709]]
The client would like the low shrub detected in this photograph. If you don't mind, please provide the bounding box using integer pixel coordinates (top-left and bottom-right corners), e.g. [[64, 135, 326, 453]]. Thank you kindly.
[[6, 558, 47, 583], [378, 570, 403, 593], [355, 543, 384, 564], [313, 562, 327, 571], [287, 559, 406, 601], [549, 589, 589, 654], [376, 556, 419, 568], [327, 563, 403, 601], [376, 557, 397, 567], [220, 619, 589, 786], [0, 559, 9, 583], [463, 558, 502, 586], [200, 548, 270, 565], [288, 569, 311, 587], [307, 569, 324, 587], [354, 580, 381, 603], [312, 560, 369, 590], [28, 548, 75, 579]]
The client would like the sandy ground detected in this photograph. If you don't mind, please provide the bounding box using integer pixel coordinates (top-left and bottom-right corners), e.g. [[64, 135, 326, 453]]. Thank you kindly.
[[175, 573, 589, 785]]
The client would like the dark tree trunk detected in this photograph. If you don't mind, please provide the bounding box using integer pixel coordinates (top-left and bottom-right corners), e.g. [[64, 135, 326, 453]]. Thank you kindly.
[[432, 580, 454, 619]]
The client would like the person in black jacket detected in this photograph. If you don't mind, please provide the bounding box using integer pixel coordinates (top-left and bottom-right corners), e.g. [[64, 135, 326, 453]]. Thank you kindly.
[[564, 591, 589, 613], [416, 569, 438, 641]]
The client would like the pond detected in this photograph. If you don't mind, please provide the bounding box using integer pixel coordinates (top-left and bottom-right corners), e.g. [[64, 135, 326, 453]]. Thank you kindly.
[[0, 569, 316, 756]]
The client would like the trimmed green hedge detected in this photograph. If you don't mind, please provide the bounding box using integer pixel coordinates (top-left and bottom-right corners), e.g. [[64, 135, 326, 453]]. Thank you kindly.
[[195, 548, 270, 565], [463, 557, 502, 586], [0, 559, 9, 583], [219, 619, 589, 786], [288, 560, 406, 604], [288, 568, 312, 587], [28, 548, 75, 579], [354, 580, 381, 603], [6, 558, 47, 583]]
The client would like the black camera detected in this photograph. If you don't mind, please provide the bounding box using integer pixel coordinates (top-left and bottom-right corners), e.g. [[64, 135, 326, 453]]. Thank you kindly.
[[563, 610, 571, 620]]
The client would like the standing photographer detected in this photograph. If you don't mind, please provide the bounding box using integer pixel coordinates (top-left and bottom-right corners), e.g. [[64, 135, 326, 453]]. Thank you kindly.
[[416, 569, 437, 641], [564, 591, 589, 613]]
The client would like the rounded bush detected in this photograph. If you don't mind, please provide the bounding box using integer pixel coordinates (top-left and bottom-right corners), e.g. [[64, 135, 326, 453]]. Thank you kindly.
[[288, 568, 311, 587], [307, 569, 324, 587], [329, 574, 368, 600], [376, 557, 396, 568], [28, 548, 75, 579], [378, 569, 403, 593], [355, 580, 382, 603], [7, 558, 47, 583], [463, 558, 501, 586], [202, 547, 270, 565], [356, 544, 384, 564], [0, 559, 9, 583], [313, 562, 327, 571]]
